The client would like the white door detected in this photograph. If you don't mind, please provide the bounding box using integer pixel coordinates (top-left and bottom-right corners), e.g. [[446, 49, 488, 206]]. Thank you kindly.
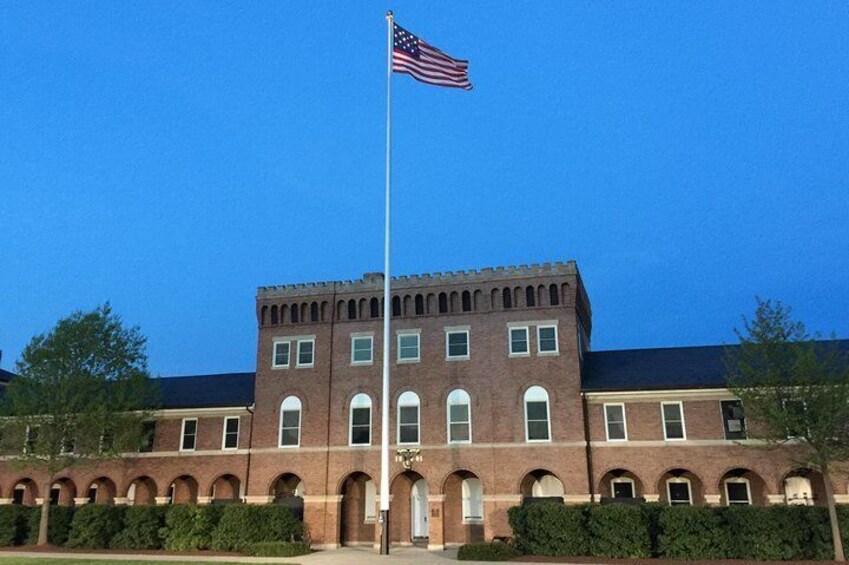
[[411, 479, 429, 538]]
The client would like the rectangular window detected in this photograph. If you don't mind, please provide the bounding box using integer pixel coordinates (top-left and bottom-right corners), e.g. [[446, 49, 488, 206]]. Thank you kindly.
[[668, 481, 692, 505], [604, 404, 628, 441], [296, 339, 314, 367], [280, 408, 300, 447], [509, 327, 529, 356], [351, 336, 373, 364], [180, 419, 197, 451], [612, 479, 635, 499], [537, 325, 559, 354], [139, 421, 156, 453], [222, 417, 239, 450], [398, 405, 419, 444], [726, 481, 751, 505], [350, 407, 371, 445], [783, 399, 807, 439], [397, 333, 420, 362], [446, 330, 469, 359], [526, 401, 550, 441], [449, 403, 471, 443], [272, 341, 290, 368], [24, 425, 39, 454], [721, 400, 746, 440], [662, 402, 686, 440], [462, 478, 484, 523]]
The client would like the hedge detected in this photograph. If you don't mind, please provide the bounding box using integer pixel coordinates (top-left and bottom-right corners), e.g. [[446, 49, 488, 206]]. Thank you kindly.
[[657, 506, 731, 560], [66, 504, 126, 549], [210, 504, 304, 552], [26, 506, 75, 546], [508, 502, 588, 556], [162, 504, 224, 551], [586, 503, 652, 558], [244, 541, 311, 557], [0, 506, 31, 546], [110, 505, 168, 550], [457, 541, 521, 561]]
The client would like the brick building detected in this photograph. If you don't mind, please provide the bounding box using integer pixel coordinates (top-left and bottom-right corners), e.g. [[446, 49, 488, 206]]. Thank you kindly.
[[1, 261, 848, 549]]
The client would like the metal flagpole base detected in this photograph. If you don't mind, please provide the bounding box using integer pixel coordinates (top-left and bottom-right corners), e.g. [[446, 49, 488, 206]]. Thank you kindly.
[[379, 510, 390, 554]]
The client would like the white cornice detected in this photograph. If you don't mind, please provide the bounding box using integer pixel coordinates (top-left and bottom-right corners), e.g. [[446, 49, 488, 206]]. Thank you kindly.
[[583, 388, 735, 403]]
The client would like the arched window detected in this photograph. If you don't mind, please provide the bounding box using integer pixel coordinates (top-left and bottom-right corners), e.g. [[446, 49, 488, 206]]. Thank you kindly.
[[525, 286, 536, 307], [447, 389, 471, 443], [549, 284, 560, 306], [270, 305, 279, 325], [462, 478, 483, 523], [392, 296, 401, 317], [461, 291, 472, 312], [370, 297, 380, 318], [279, 396, 301, 448], [291, 304, 299, 323], [438, 293, 448, 313], [397, 391, 420, 445], [724, 478, 751, 505], [349, 394, 372, 446], [524, 386, 551, 442], [502, 287, 512, 309], [310, 302, 319, 322], [415, 295, 424, 316], [531, 474, 564, 497], [347, 299, 357, 320], [261, 306, 268, 326], [666, 477, 692, 505]]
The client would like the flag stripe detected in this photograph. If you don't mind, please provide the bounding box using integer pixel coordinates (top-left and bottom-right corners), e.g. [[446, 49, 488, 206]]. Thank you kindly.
[[392, 22, 472, 91], [394, 51, 468, 79], [393, 68, 472, 90]]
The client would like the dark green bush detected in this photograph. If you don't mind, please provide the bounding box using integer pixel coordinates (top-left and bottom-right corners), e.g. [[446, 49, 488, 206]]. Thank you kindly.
[[211, 504, 303, 552], [162, 504, 224, 551], [508, 502, 588, 557], [657, 505, 731, 560], [0, 506, 31, 546], [586, 503, 651, 558], [67, 504, 126, 549], [110, 505, 167, 550], [457, 541, 521, 561], [26, 505, 75, 546], [244, 540, 311, 557]]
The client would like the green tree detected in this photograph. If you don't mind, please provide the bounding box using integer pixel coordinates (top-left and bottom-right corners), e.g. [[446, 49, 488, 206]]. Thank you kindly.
[[727, 298, 849, 561], [0, 304, 158, 546]]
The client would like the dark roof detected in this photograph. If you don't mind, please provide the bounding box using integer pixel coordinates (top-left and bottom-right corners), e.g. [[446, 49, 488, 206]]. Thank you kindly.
[[581, 340, 849, 392], [0, 368, 16, 384], [155, 372, 255, 409]]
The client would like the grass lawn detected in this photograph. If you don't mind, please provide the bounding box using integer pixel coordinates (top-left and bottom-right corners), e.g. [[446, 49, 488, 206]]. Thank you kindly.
[[0, 559, 264, 565]]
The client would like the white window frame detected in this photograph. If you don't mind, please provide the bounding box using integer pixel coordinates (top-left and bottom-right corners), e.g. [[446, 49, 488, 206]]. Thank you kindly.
[[350, 335, 374, 365], [447, 389, 472, 444], [666, 477, 692, 505], [508, 326, 530, 357], [536, 324, 559, 355], [180, 418, 197, 452], [524, 386, 552, 443], [445, 328, 470, 360], [724, 477, 752, 505], [364, 479, 377, 522], [661, 401, 687, 441], [349, 393, 372, 447], [221, 416, 240, 450], [396, 331, 421, 363], [296, 338, 315, 368], [272, 340, 291, 369], [278, 396, 302, 448], [611, 477, 636, 498], [603, 403, 628, 442], [397, 391, 421, 446], [461, 477, 484, 524]]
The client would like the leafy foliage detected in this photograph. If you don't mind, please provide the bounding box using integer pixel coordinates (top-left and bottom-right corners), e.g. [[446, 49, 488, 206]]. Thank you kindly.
[[66, 505, 126, 549], [586, 503, 651, 558], [657, 506, 731, 559], [457, 541, 521, 561], [210, 504, 304, 552], [507, 502, 589, 556], [26, 506, 74, 546], [0, 506, 30, 547], [162, 504, 224, 551], [110, 505, 167, 550]]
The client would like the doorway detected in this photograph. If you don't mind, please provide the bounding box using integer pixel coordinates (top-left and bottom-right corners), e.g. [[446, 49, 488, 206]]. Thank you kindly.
[[411, 478, 429, 539]]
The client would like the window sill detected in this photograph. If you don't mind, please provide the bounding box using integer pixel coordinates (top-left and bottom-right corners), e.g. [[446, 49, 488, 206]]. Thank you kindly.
[[605, 438, 628, 443], [351, 361, 374, 367], [663, 437, 687, 442], [349, 443, 372, 448], [462, 518, 483, 525], [525, 439, 552, 444], [278, 444, 300, 449], [396, 358, 420, 364], [446, 356, 470, 361], [271, 365, 290, 370], [508, 352, 530, 358], [538, 350, 559, 356]]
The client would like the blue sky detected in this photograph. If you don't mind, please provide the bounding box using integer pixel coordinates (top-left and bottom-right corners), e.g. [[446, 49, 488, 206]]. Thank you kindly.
[[1, 2, 847, 376]]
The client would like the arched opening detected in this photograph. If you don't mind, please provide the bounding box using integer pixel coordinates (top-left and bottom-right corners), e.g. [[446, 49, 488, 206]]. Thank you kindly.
[[537, 285, 547, 307], [549, 284, 560, 306], [370, 297, 380, 318], [449, 291, 459, 312], [271, 473, 305, 520], [415, 294, 424, 315], [520, 470, 564, 500], [513, 287, 522, 308], [270, 305, 278, 325], [321, 301, 328, 321], [473, 290, 482, 311], [443, 470, 484, 544], [358, 298, 367, 319], [310, 302, 319, 322], [389, 471, 427, 544], [658, 469, 703, 506], [340, 472, 376, 546], [397, 391, 421, 445], [490, 288, 499, 309], [598, 469, 643, 502], [301, 303, 308, 323], [525, 286, 536, 307], [347, 299, 357, 320], [260, 306, 268, 326], [126, 476, 157, 506], [438, 293, 448, 313], [426, 293, 435, 314], [392, 296, 401, 317], [210, 474, 242, 504], [85, 477, 117, 505], [719, 468, 766, 506], [50, 478, 77, 506], [783, 468, 826, 506], [168, 475, 198, 505], [291, 303, 299, 323], [502, 287, 512, 309], [280, 304, 289, 324], [403, 295, 412, 316], [11, 479, 38, 506], [461, 291, 472, 312]]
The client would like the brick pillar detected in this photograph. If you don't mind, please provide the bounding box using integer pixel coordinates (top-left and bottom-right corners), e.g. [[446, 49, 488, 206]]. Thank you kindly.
[[427, 494, 445, 551], [483, 495, 521, 541], [304, 495, 342, 549]]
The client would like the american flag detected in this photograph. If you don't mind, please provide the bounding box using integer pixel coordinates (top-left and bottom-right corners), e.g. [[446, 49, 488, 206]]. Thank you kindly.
[[392, 22, 472, 91]]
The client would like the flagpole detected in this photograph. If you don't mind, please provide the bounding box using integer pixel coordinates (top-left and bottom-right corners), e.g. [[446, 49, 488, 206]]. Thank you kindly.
[[379, 9, 393, 557]]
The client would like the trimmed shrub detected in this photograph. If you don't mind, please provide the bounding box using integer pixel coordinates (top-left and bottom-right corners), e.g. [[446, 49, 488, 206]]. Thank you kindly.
[[507, 502, 589, 557], [0, 506, 31, 546], [657, 505, 731, 560], [211, 504, 304, 552], [457, 541, 521, 561], [67, 504, 126, 549], [110, 505, 167, 550], [162, 504, 224, 551], [586, 503, 651, 558], [26, 505, 75, 546], [244, 541, 311, 557]]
